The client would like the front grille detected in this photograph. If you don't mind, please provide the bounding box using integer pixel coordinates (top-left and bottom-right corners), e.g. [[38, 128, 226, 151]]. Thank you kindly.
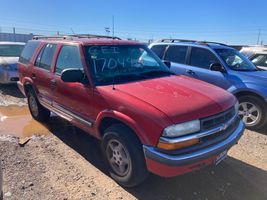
[[201, 106, 236, 131]]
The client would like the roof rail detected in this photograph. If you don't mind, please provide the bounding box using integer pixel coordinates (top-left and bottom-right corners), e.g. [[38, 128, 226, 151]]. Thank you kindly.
[[70, 34, 121, 40], [156, 38, 229, 47], [33, 34, 121, 41]]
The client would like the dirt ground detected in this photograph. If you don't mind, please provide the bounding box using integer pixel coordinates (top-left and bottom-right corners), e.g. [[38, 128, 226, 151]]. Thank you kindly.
[[0, 84, 267, 200]]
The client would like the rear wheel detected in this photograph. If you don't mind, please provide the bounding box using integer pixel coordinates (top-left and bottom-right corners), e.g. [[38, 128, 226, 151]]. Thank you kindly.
[[27, 89, 50, 122], [102, 124, 148, 187], [238, 95, 267, 130]]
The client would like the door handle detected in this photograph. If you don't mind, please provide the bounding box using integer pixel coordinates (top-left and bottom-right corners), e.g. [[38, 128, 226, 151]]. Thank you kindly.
[[50, 79, 57, 87], [31, 73, 36, 79], [186, 70, 195, 75]]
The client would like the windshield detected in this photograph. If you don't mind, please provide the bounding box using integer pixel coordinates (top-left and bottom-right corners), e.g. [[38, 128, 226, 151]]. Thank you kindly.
[[84, 45, 172, 85], [0, 45, 24, 57], [215, 49, 257, 71]]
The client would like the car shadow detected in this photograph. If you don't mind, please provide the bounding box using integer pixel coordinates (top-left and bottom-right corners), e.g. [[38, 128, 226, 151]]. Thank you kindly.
[[45, 116, 267, 200], [46, 116, 109, 175], [0, 84, 25, 98]]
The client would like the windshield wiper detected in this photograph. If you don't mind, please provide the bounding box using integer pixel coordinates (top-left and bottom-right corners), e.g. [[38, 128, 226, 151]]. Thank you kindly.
[[139, 70, 175, 78]]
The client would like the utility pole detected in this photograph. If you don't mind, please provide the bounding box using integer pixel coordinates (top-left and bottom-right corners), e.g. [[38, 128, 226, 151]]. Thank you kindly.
[[105, 27, 110, 36], [112, 15, 114, 38], [257, 28, 261, 45], [13, 27, 16, 42]]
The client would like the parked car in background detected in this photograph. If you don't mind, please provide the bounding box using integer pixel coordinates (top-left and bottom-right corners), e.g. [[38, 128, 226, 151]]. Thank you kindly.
[[0, 41, 25, 84], [240, 46, 267, 70], [17, 35, 244, 187], [150, 39, 267, 130]]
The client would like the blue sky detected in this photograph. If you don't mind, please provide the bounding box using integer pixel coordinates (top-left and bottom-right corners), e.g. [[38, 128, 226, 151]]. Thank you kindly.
[[0, 0, 266, 44]]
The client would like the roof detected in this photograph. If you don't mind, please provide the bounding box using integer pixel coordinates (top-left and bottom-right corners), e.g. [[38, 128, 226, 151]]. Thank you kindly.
[[0, 41, 25, 45], [32, 35, 142, 46]]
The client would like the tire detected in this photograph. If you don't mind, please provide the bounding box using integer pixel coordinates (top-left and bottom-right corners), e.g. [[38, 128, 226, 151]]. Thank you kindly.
[[27, 89, 50, 122], [238, 95, 267, 130], [102, 124, 148, 187]]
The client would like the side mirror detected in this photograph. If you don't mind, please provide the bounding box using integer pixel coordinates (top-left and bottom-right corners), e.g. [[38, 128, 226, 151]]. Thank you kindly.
[[163, 60, 171, 68], [61, 68, 86, 83], [210, 63, 225, 72]]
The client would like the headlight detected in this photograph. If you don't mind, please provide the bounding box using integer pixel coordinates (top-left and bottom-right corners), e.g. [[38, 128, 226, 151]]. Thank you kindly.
[[234, 101, 239, 114], [162, 119, 200, 138]]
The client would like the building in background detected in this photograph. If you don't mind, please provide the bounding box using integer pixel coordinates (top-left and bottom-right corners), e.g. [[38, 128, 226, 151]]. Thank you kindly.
[[0, 33, 33, 43]]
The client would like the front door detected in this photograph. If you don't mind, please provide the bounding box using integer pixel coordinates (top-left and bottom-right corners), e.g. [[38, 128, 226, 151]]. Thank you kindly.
[[50, 45, 95, 127]]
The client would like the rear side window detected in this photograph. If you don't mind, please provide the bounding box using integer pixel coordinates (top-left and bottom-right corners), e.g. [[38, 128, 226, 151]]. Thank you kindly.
[[150, 45, 167, 59], [19, 41, 40, 65], [189, 47, 219, 69], [165, 46, 188, 64], [35, 44, 57, 70], [55, 45, 83, 74]]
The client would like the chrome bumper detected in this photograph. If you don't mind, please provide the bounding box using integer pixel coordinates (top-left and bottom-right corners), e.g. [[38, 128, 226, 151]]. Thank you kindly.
[[143, 120, 245, 166]]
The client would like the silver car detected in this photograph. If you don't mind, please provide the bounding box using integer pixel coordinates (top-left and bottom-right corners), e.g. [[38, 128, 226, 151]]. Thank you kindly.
[[240, 46, 267, 70], [0, 42, 25, 84]]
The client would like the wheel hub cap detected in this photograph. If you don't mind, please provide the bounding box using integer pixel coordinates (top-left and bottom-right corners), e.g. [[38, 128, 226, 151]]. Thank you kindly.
[[106, 139, 131, 176], [239, 102, 260, 125]]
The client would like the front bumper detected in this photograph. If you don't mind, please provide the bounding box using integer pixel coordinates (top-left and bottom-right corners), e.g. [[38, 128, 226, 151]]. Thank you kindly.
[[0, 69, 19, 84], [143, 120, 245, 177]]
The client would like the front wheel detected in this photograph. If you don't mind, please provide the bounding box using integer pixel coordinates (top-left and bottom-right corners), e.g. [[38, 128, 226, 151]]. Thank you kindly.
[[27, 89, 50, 122], [102, 124, 148, 187], [238, 95, 267, 130]]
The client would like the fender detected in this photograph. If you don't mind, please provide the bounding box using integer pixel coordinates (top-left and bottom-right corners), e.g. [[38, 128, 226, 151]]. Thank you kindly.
[[94, 109, 150, 145], [229, 82, 267, 101]]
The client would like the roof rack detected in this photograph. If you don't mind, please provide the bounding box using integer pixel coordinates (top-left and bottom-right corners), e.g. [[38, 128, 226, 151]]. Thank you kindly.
[[33, 34, 121, 40], [156, 38, 229, 47]]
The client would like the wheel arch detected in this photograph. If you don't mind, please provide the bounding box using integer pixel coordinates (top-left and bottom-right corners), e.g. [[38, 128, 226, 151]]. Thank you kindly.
[[96, 111, 149, 145]]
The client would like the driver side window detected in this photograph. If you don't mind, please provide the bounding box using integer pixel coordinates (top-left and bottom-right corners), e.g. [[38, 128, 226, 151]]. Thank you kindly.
[[189, 47, 219, 69], [55, 45, 83, 75]]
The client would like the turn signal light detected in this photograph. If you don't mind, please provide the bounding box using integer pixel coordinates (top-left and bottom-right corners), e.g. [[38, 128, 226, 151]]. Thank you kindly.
[[157, 138, 199, 150]]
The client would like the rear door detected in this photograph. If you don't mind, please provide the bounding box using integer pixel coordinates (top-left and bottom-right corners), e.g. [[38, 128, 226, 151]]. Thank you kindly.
[[186, 47, 232, 90], [162, 45, 189, 75], [50, 44, 95, 126], [32, 43, 57, 105]]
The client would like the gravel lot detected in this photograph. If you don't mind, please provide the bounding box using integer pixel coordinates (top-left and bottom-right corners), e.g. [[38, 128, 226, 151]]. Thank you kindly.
[[0, 84, 267, 200]]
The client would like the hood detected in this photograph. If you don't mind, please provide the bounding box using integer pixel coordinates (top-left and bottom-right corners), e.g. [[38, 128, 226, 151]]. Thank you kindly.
[[235, 70, 267, 85], [240, 70, 267, 79], [102, 75, 236, 124], [0, 57, 19, 65]]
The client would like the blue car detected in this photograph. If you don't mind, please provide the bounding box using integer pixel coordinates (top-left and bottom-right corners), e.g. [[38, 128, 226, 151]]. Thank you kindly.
[[149, 39, 267, 130]]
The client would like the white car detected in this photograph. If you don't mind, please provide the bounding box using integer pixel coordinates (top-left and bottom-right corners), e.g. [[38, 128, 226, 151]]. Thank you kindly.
[[240, 46, 267, 70], [0, 42, 25, 84]]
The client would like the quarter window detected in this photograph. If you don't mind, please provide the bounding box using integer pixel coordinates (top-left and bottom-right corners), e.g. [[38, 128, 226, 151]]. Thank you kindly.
[[19, 41, 40, 65], [164, 46, 188, 64], [35, 44, 56, 70], [190, 48, 219, 69], [55, 45, 83, 74]]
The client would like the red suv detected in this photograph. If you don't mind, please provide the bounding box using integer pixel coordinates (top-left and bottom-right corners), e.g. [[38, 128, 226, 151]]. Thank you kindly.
[[17, 35, 244, 187]]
